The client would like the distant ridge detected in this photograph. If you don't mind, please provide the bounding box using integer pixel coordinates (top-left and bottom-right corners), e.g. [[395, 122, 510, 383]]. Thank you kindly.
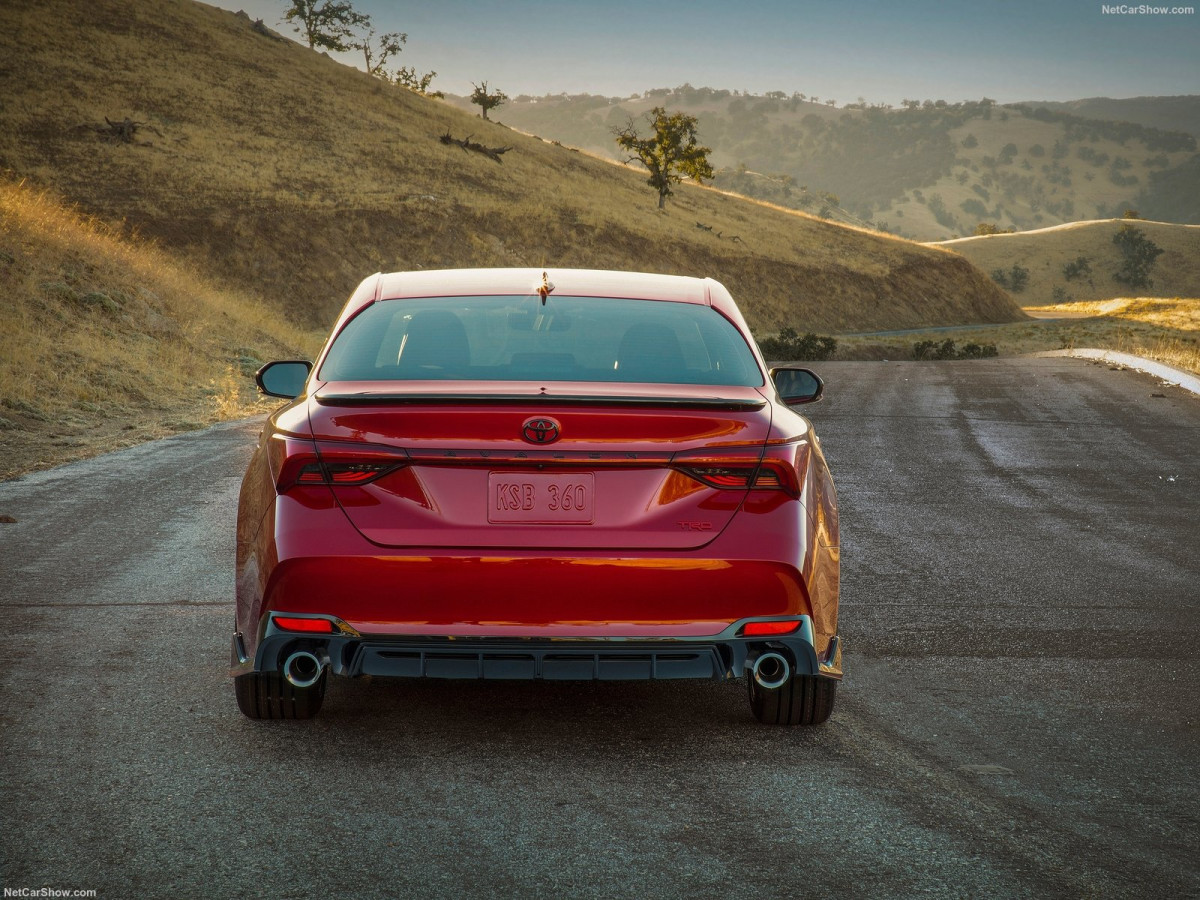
[[481, 88, 1200, 240], [1017, 96, 1200, 139]]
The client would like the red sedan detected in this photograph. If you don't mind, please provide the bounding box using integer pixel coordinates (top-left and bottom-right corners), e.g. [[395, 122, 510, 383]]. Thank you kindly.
[[232, 268, 841, 724]]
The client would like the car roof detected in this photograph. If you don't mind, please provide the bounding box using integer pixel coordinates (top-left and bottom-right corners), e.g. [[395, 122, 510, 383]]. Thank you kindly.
[[374, 268, 716, 305]]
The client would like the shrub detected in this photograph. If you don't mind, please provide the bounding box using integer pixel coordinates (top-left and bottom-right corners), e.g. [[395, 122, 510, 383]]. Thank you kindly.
[[79, 291, 122, 313], [1062, 256, 1092, 281], [40, 281, 80, 302], [960, 342, 999, 359], [1008, 265, 1029, 292], [758, 327, 838, 361], [912, 339, 997, 360], [990, 265, 1029, 292]]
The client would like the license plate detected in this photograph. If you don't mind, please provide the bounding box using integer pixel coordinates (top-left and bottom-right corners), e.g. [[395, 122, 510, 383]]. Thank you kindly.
[[487, 473, 595, 524]]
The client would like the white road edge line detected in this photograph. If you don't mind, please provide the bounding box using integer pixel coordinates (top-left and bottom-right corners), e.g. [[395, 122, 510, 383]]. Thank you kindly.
[[1031, 349, 1200, 398]]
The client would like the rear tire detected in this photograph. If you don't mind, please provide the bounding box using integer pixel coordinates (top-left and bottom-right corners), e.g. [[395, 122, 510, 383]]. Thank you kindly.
[[234, 670, 326, 720], [748, 672, 836, 726]]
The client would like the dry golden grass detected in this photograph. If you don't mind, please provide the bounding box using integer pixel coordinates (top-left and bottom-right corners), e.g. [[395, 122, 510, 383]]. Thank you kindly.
[[1028, 297, 1200, 373], [0, 178, 320, 479], [935, 219, 1200, 306], [0, 0, 1020, 337], [837, 295, 1200, 376]]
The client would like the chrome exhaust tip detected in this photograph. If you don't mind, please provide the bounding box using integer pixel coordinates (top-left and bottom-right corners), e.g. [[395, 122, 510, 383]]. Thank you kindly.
[[283, 650, 326, 688], [750, 651, 791, 690]]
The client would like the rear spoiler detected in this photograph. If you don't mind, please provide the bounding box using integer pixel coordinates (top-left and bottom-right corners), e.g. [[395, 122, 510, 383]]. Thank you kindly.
[[315, 392, 767, 411]]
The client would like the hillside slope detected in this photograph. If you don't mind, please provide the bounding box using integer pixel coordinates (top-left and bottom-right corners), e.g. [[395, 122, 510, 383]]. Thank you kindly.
[[0, 0, 1019, 335], [0, 179, 315, 479], [934, 219, 1200, 306]]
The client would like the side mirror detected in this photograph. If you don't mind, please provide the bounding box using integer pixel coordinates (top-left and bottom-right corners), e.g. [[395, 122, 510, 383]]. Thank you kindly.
[[770, 366, 824, 405], [255, 360, 313, 399]]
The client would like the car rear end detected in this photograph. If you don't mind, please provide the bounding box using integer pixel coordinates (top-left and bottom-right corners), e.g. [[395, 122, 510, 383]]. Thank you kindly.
[[233, 269, 840, 723]]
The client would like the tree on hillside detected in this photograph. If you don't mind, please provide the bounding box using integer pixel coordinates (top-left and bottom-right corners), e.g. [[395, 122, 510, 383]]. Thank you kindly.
[[1112, 224, 1163, 288], [392, 66, 442, 98], [470, 81, 507, 120], [355, 26, 406, 77], [614, 107, 714, 209], [281, 0, 367, 52]]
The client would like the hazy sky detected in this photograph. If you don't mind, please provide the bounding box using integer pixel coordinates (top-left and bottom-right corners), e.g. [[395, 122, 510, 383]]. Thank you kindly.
[[217, 0, 1200, 104]]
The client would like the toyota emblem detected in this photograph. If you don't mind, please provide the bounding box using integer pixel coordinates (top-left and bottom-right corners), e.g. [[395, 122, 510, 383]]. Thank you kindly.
[[521, 416, 561, 444]]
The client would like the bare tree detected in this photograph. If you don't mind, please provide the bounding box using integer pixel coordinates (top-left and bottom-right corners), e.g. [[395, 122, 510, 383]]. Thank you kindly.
[[356, 26, 406, 76], [392, 66, 442, 98], [470, 81, 507, 121]]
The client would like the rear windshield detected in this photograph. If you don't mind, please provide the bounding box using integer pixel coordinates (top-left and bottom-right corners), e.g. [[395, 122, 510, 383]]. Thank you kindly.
[[318, 295, 763, 387]]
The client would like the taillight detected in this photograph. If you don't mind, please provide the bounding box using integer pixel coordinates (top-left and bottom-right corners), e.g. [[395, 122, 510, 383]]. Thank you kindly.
[[268, 435, 408, 493], [673, 441, 808, 497], [294, 461, 395, 485]]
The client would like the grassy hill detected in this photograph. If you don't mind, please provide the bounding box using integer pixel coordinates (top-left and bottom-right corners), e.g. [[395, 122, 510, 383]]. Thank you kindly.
[[0, 0, 1018, 340], [477, 88, 1200, 240], [0, 178, 314, 479], [933, 219, 1200, 306]]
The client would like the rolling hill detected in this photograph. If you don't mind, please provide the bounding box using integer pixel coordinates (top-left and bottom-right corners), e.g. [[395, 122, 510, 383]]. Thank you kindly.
[[0, 0, 1020, 340], [474, 88, 1200, 240], [933, 218, 1200, 307]]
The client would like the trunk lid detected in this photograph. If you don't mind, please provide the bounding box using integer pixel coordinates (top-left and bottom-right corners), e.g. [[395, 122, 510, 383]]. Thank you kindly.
[[306, 381, 773, 550]]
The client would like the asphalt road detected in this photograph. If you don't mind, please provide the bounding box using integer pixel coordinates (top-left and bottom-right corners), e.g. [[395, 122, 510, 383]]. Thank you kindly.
[[1, 358, 1197, 899]]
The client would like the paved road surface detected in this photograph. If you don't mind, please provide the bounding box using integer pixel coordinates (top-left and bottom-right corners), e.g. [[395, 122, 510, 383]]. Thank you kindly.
[[1, 358, 1197, 898]]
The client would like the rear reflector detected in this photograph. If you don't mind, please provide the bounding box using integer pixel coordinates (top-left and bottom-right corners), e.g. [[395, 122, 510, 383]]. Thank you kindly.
[[742, 620, 801, 636], [273, 616, 336, 633]]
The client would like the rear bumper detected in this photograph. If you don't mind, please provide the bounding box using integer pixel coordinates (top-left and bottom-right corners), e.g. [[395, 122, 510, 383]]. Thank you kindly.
[[233, 616, 842, 682], [237, 490, 841, 676]]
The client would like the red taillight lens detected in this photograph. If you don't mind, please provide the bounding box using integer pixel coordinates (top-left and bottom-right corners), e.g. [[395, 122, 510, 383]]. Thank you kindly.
[[743, 619, 802, 636], [273, 616, 336, 633], [295, 461, 395, 485], [673, 441, 808, 497], [268, 435, 408, 492], [685, 466, 755, 488]]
